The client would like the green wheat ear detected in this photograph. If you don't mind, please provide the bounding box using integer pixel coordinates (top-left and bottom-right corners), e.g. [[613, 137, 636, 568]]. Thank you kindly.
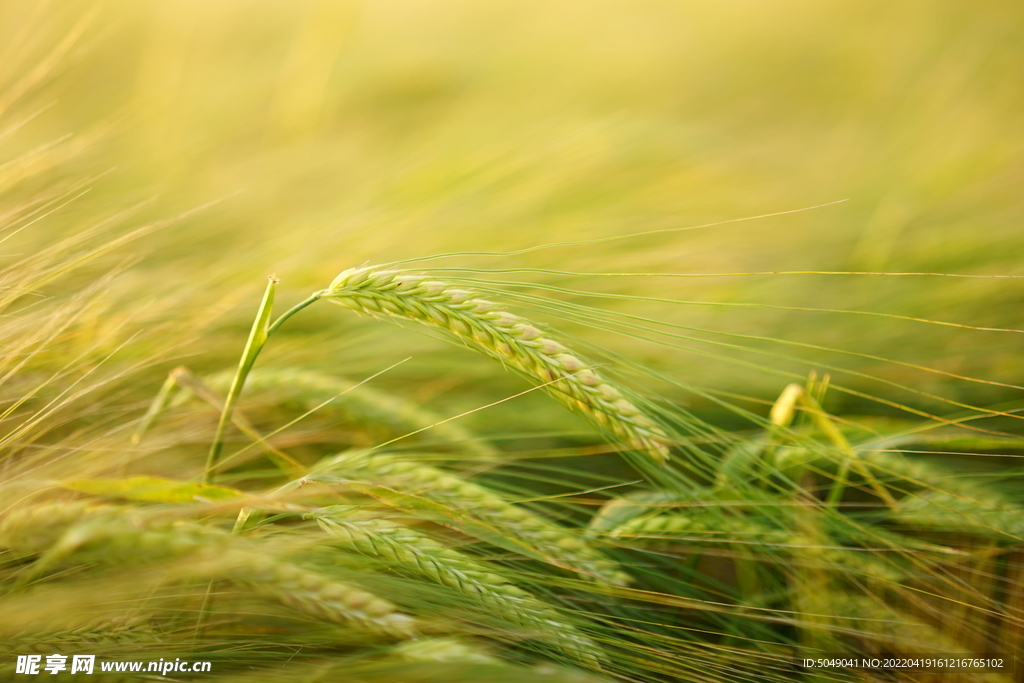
[[318, 265, 673, 463], [0, 503, 420, 640], [318, 451, 632, 586], [313, 511, 604, 666]]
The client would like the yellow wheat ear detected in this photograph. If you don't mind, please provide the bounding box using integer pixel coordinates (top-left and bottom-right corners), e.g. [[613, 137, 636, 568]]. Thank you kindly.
[[319, 265, 673, 463]]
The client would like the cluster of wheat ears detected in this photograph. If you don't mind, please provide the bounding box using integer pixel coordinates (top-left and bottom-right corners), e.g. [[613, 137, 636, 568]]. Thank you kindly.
[[3, 252, 1023, 683]]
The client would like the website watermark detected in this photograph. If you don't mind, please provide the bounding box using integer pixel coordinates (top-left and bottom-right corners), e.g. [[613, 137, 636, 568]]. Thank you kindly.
[[794, 653, 1014, 673], [15, 654, 212, 676]]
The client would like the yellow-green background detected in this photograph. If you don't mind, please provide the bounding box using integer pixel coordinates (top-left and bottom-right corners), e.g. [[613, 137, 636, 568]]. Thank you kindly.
[[3, 0, 1023, 432]]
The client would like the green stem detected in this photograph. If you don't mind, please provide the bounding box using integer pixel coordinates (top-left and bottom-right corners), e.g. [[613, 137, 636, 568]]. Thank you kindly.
[[204, 287, 322, 483], [205, 277, 279, 483], [800, 392, 897, 511], [267, 293, 321, 336], [825, 460, 851, 507]]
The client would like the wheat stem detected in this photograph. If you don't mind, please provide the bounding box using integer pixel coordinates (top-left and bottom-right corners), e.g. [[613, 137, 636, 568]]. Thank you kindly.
[[267, 292, 322, 336]]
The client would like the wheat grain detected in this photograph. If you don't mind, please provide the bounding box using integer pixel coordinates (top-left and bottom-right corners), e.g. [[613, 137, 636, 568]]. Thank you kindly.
[[389, 638, 501, 665], [611, 512, 787, 545], [588, 487, 780, 536], [586, 491, 685, 537], [317, 266, 672, 463]]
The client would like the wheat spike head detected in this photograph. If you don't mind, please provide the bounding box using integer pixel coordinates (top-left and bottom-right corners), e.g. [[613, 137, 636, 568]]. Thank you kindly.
[[318, 266, 672, 463]]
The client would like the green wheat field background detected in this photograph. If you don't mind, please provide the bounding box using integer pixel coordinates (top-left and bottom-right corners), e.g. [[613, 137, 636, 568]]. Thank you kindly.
[[2, 1, 1023, 681]]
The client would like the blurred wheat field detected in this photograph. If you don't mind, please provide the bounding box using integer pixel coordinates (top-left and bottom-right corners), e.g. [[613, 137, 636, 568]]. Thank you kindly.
[[2, 1, 1024, 681]]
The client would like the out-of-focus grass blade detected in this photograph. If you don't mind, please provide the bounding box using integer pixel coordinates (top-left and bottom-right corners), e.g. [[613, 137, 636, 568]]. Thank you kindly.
[[63, 475, 245, 503]]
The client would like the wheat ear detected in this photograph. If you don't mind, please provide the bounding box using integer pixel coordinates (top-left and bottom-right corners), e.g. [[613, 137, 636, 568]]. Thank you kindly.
[[315, 512, 603, 666], [389, 638, 501, 665], [825, 593, 1010, 671], [612, 514, 909, 581], [322, 451, 631, 586], [7, 616, 160, 650], [858, 450, 1009, 501], [610, 512, 788, 546], [0, 503, 418, 639], [317, 266, 671, 463], [893, 490, 1024, 538]]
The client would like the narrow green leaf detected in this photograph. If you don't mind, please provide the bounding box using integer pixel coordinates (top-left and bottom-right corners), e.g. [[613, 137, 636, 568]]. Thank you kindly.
[[205, 276, 278, 482]]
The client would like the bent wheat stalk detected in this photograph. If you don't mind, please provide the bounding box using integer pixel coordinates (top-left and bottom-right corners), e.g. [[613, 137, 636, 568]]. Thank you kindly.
[[317, 266, 672, 463]]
